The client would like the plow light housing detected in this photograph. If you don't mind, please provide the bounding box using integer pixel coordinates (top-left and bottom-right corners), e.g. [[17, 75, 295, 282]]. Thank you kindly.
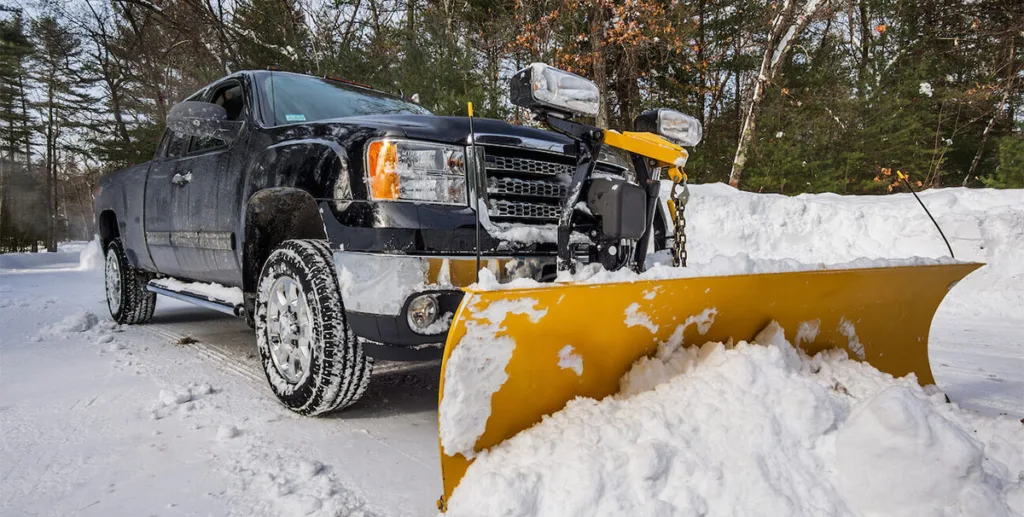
[[510, 63, 600, 118], [635, 108, 703, 147]]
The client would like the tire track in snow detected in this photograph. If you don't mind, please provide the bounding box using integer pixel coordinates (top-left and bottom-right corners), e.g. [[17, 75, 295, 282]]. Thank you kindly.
[[133, 313, 442, 469], [136, 320, 264, 386]]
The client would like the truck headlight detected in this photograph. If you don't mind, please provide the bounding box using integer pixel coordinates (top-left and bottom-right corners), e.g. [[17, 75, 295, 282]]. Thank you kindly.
[[510, 63, 600, 118], [365, 139, 468, 205], [634, 108, 703, 147]]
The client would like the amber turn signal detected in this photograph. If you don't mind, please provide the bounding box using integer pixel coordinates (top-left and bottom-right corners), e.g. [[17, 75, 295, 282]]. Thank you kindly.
[[367, 140, 400, 200]]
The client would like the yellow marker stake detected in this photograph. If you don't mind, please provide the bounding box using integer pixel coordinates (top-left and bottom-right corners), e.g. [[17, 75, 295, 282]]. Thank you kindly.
[[467, 102, 473, 117]]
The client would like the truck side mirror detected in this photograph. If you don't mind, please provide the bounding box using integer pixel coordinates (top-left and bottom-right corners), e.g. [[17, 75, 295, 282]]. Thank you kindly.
[[166, 101, 242, 143]]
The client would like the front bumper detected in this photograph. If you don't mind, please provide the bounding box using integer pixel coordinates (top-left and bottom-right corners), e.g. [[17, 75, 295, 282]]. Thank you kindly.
[[334, 251, 555, 359]]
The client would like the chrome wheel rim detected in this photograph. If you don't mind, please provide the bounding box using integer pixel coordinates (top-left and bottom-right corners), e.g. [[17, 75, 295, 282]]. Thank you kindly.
[[266, 275, 313, 384], [105, 251, 121, 314]]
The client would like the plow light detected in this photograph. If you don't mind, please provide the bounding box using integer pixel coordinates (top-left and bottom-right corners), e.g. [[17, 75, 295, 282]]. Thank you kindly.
[[510, 63, 600, 118], [635, 108, 703, 147]]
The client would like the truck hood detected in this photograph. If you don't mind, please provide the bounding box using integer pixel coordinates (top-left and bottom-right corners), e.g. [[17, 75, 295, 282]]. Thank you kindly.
[[323, 114, 576, 155]]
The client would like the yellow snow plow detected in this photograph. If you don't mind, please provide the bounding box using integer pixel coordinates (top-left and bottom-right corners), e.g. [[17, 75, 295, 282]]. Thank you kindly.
[[437, 263, 979, 505], [435, 64, 981, 509]]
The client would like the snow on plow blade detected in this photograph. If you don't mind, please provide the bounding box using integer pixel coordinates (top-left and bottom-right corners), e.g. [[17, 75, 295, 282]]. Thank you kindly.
[[435, 262, 981, 507]]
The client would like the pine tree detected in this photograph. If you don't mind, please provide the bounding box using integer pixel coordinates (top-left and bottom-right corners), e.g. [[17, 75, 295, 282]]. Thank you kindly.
[[231, 0, 311, 71], [0, 8, 36, 251], [29, 15, 98, 251]]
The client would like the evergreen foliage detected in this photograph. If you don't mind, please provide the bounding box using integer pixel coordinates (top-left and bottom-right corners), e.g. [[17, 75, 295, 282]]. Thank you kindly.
[[0, 0, 1021, 250]]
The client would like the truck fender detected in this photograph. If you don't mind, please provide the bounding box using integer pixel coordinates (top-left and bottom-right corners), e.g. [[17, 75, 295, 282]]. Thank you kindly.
[[242, 188, 327, 297]]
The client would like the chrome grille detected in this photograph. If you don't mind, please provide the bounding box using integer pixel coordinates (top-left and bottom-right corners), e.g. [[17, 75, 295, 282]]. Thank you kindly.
[[489, 199, 563, 220], [487, 177, 567, 199], [482, 145, 627, 224], [487, 155, 574, 177], [482, 146, 575, 223]]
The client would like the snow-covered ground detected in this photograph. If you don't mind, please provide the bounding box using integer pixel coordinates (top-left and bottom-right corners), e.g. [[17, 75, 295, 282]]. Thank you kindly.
[[1, 248, 441, 517], [1, 185, 1023, 516]]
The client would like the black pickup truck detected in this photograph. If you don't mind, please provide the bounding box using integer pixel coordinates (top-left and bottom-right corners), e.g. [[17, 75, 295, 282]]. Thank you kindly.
[[95, 66, 696, 415]]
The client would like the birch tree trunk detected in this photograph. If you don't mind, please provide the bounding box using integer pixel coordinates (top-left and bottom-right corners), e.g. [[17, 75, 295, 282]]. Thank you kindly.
[[964, 39, 1016, 186], [729, 0, 827, 188]]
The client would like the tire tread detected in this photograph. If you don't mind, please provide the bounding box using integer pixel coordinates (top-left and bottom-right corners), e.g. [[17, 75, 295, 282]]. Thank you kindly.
[[255, 239, 372, 415]]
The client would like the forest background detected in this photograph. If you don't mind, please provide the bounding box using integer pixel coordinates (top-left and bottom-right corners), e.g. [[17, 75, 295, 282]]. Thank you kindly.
[[0, 0, 1021, 250]]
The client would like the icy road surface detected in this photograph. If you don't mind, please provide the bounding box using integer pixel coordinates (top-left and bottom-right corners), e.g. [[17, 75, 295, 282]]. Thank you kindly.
[[1, 255, 1021, 516]]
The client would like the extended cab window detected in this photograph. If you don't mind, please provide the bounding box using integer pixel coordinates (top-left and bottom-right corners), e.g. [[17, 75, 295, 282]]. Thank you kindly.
[[191, 82, 245, 153], [260, 73, 430, 125]]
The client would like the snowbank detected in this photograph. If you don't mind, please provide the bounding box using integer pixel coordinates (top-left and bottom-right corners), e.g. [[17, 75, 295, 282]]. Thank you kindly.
[[683, 184, 1024, 319], [447, 322, 1024, 516], [474, 185, 1023, 321], [0, 250, 80, 270], [0, 238, 102, 271]]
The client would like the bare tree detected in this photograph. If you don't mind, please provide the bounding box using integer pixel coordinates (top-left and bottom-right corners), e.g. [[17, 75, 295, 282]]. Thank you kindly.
[[729, 0, 829, 188]]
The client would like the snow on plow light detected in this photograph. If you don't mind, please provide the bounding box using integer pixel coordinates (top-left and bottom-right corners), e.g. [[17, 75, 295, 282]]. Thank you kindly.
[[434, 262, 981, 510], [510, 63, 600, 118], [635, 108, 703, 147]]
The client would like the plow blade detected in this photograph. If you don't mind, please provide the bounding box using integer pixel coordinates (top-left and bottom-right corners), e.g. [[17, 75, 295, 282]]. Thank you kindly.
[[436, 262, 981, 506]]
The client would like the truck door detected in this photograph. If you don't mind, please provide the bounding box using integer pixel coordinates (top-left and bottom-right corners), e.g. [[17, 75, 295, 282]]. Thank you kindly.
[[171, 79, 248, 286], [144, 128, 192, 277]]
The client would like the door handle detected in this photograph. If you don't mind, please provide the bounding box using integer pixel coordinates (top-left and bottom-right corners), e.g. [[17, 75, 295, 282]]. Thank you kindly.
[[171, 171, 193, 186]]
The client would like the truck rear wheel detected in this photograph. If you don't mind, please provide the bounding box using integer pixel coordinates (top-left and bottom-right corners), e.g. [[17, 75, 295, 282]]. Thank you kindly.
[[104, 238, 156, 325], [255, 239, 373, 415]]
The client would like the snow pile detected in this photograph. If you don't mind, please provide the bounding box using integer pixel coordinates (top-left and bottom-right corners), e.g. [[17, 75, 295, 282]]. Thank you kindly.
[[446, 322, 1024, 516], [221, 448, 381, 517], [34, 311, 101, 339], [476, 185, 1022, 310], [149, 383, 215, 420], [683, 184, 1024, 319], [0, 239, 100, 271]]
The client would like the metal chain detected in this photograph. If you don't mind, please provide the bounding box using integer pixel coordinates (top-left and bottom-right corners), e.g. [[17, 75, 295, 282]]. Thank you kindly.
[[671, 178, 689, 267]]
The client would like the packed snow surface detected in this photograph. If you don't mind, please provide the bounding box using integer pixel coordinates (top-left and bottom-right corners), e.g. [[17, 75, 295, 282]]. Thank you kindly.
[[447, 322, 1024, 516]]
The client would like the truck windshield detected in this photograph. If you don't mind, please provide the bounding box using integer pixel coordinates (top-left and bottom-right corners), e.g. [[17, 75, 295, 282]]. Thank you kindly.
[[260, 73, 431, 125]]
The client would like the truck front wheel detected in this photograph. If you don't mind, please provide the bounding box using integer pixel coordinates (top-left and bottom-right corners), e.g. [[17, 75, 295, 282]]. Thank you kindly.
[[255, 239, 373, 415]]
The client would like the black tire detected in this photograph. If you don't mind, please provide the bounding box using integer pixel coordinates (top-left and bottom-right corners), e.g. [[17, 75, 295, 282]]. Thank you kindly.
[[255, 239, 373, 415], [104, 238, 157, 324]]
